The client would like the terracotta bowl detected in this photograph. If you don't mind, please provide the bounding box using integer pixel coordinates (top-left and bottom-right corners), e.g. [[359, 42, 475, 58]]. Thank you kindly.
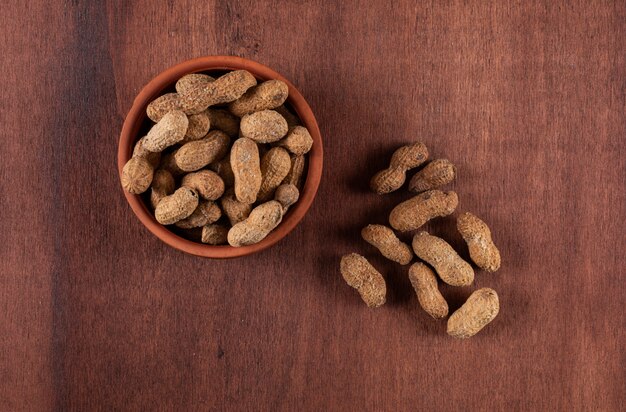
[[118, 56, 323, 258]]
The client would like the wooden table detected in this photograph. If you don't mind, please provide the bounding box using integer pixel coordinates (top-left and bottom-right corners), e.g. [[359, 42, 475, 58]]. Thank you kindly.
[[2, 1, 624, 410]]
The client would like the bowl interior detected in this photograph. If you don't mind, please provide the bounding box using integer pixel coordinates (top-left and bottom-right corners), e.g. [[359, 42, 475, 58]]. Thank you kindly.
[[118, 56, 323, 258]]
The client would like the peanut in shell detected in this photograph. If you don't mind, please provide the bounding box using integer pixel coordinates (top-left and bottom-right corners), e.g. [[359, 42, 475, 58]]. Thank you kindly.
[[389, 190, 458, 232], [240, 110, 288, 143], [154, 187, 199, 225], [457, 212, 501, 272], [143, 110, 189, 152], [181, 170, 225, 201], [231, 137, 262, 204], [201, 224, 229, 245], [409, 159, 456, 193], [257, 147, 291, 202], [121, 157, 153, 194], [408, 263, 449, 320], [447, 288, 499, 338], [229, 79, 289, 117], [227, 200, 284, 247], [175, 130, 230, 172], [361, 224, 413, 265], [370, 142, 428, 194], [411, 231, 474, 287], [340, 253, 386, 308], [175, 200, 221, 229]]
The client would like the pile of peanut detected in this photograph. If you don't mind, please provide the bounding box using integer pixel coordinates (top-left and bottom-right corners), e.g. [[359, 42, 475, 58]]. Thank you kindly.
[[121, 70, 312, 246], [340, 142, 502, 338]]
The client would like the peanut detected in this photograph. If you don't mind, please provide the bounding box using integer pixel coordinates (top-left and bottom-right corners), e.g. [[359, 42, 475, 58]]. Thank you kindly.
[[257, 147, 291, 202], [361, 224, 413, 265], [457, 212, 501, 272], [447, 288, 499, 338], [146, 93, 183, 122], [149, 169, 175, 208], [411, 231, 474, 287], [206, 108, 240, 137], [175, 130, 230, 172], [175, 200, 221, 229], [408, 263, 449, 319], [370, 142, 429, 194], [283, 155, 305, 189], [409, 159, 456, 193], [182, 111, 211, 142], [339, 253, 386, 308], [227, 200, 283, 246], [275, 105, 301, 129], [209, 156, 235, 188], [175, 73, 215, 95], [274, 184, 299, 212], [201, 224, 229, 245], [240, 110, 288, 143], [229, 79, 289, 117], [231, 137, 262, 204], [181, 170, 225, 201], [143, 110, 189, 152], [275, 126, 313, 155], [220, 188, 252, 225], [121, 157, 153, 194], [160, 149, 184, 177], [389, 190, 458, 232], [179, 70, 257, 114], [132, 136, 161, 168], [154, 187, 199, 225]]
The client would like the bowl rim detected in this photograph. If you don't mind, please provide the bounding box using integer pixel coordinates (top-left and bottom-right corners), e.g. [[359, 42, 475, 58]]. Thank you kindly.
[[117, 55, 323, 258]]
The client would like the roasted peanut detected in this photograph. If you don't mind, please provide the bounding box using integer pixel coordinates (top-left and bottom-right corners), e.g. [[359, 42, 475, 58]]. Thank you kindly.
[[283, 155, 305, 189], [180, 70, 257, 114], [175, 73, 214, 95], [274, 184, 299, 212], [132, 136, 161, 168], [206, 108, 240, 137], [175, 200, 221, 229], [231, 137, 262, 204], [182, 111, 210, 142], [121, 157, 153, 194], [146, 93, 183, 122], [275, 126, 313, 155], [409, 159, 456, 193], [220, 188, 252, 225], [457, 212, 501, 272], [149, 169, 175, 208], [143, 110, 189, 152], [229, 79, 289, 117], [340, 253, 386, 308], [389, 190, 458, 232], [160, 149, 184, 177], [175, 130, 230, 172], [181, 170, 225, 201], [154, 187, 199, 225], [209, 156, 235, 188], [408, 263, 449, 319], [227, 200, 283, 246], [275, 105, 301, 129], [201, 224, 229, 245], [447, 288, 499, 338], [240, 110, 288, 143], [257, 147, 291, 202], [370, 142, 428, 194], [361, 224, 412, 265], [411, 231, 474, 287]]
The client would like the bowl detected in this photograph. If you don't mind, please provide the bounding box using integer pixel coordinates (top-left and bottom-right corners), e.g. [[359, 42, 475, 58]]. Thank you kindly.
[[118, 56, 323, 258]]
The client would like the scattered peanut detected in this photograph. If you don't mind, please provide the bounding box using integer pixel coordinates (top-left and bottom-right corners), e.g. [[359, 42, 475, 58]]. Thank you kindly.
[[231, 137, 262, 204], [175, 130, 230, 172], [149, 169, 175, 208], [240, 110, 288, 143], [389, 190, 458, 232], [227, 200, 283, 246], [175, 200, 221, 229], [408, 263, 449, 320], [258, 147, 291, 202], [457, 212, 501, 272], [154, 187, 199, 225], [181, 170, 225, 201], [411, 231, 474, 287], [143, 110, 189, 152], [121, 157, 153, 194], [340, 253, 386, 308], [361, 224, 413, 265], [201, 224, 229, 245], [447, 288, 499, 338], [409, 159, 456, 193], [229, 79, 289, 117], [370, 142, 428, 194]]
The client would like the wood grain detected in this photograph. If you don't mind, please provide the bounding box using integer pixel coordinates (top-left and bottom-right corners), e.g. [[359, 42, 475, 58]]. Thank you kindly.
[[1, 0, 624, 410]]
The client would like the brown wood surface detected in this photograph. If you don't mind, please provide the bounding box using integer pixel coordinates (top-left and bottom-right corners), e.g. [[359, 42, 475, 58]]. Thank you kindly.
[[1, 1, 624, 411]]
